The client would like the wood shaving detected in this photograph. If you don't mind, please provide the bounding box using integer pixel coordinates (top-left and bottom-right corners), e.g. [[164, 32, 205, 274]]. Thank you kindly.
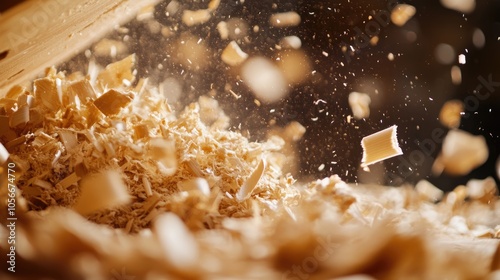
[[280, 36, 302, 49], [433, 129, 488, 176], [236, 158, 266, 202], [221, 41, 248, 66], [217, 21, 229, 40], [276, 49, 312, 85], [93, 89, 134, 116], [497, 156, 500, 181], [466, 177, 498, 203], [9, 104, 30, 128], [93, 39, 128, 58], [178, 177, 211, 197], [0, 142, 8, 164], [97, 54, 136, 90], [440, 0, 476, 13], [73, 170, 131, 215], [154, 212, 200, 271], [390, 4, 416, 27], [439, 99, 464, 129], [208, 0, 221, 11], [241, 56, 288, 104], [415, 179, 444, 202], [182, 9, 212, 27], [34, 77, 62, 111], [348, 91, 371, 119]]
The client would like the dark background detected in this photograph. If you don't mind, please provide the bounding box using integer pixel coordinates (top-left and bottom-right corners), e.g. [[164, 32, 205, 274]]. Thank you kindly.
[[2, 0, 499, 191]]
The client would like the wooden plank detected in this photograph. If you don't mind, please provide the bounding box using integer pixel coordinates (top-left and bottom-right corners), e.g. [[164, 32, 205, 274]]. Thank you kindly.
[[0, 0, 160, 96]]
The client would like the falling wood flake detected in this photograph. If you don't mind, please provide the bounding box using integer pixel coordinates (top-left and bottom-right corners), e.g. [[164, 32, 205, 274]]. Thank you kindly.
[[73, 170, 131, 215], [236, 158, 266, 201]]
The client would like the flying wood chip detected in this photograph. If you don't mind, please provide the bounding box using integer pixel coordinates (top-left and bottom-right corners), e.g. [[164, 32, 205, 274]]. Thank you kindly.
[[361, 125, 403, 168], [73, 170, 131, 215], [93, 89, 133, 116]]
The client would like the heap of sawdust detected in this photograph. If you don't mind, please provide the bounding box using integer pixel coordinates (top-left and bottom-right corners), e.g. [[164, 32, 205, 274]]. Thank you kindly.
[[0, 56, 499, 280]]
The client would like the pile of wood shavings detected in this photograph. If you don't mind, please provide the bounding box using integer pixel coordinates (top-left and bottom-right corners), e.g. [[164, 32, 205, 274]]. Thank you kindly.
[[0, 56, 500, 279], [0, 54, 298, 233]]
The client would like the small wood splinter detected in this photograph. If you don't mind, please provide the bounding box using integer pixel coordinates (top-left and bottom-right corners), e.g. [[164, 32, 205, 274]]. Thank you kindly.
[[361, 125, 403, 168]]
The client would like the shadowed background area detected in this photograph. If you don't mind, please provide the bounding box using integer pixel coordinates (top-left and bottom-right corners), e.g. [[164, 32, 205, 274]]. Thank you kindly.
[[0, 2, 19, 12], [2, 0, 499, 191]]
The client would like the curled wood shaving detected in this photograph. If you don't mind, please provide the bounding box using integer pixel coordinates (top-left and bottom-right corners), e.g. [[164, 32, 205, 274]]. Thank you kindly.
[[154, 212, 200, 270], [182, 9, 212, 27]]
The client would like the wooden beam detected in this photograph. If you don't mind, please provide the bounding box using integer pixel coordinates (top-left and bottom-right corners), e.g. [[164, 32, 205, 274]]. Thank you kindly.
[[0, 0, 160, 96]]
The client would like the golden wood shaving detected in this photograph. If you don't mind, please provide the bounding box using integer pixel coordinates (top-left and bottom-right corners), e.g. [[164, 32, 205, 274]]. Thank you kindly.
[[217, 21, 229, 40], [85, 102, 105, 127], [142, 192, 162, 212], [0, 142, 8, 164], [32, 179, 53, 189], [153, 213, 200, 270], [5, 135, 27, 150], [147, 137, 177, 174], [361, 125, 403, 167], [466, 177, 498, 203], [269, 11, 301, 27], [5, 85, 27, 99], [415, 179, 444, 202], [34, 77, 62, 111], [93, 38, 128, 58], [17, 93, 34, 107], [439, 99, 464, 129], [57, 172, 80, 189], [0, 116, 17, 142], [133, 124, 149, 140], [97, 54, 136, 89], [178, 177, 211, 196], [93, 89, 133, 116], [0, 51, 498, 280], [391, 4, 416, 26], [68, 79, 97, 102], [348, 91, 371, 119], [142, 176, 153, 197], [58, 129, 78, 152], [182, 9, 212, 26], [433, 129, 488, 176], [221, 41, 248, 66], [73, 170, 131, 215], [208, 0, 221, 11]]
